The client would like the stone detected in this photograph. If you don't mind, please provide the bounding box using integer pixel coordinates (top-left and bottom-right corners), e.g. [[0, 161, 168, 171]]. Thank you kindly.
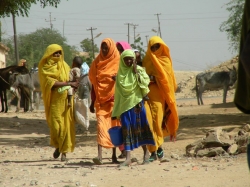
[[243, 124, 250, 132], [197, 147, 227, 157], [227, 144, 238, 155]]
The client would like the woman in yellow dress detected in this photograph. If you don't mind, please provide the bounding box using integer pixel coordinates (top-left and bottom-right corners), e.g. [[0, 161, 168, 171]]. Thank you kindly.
[[38, 44, 78, 161], [142, 36, 179, 161]]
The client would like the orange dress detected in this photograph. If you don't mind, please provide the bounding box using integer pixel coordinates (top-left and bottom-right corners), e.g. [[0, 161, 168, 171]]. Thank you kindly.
[[89, 38, 121, 148], [143, 36, 179, 153]]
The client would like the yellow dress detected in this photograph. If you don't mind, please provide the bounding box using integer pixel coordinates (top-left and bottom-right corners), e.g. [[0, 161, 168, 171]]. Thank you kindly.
[[38, 44, 75, 153], [143, 36, 179, 153]]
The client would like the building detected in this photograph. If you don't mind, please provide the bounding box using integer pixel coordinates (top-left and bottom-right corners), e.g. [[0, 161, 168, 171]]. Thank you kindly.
[[0, 42, 9, 68]]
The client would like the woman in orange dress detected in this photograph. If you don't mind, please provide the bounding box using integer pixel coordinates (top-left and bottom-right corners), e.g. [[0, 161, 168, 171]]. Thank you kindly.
[[142, 36, 179, 161], [89, 38, 121, 165]]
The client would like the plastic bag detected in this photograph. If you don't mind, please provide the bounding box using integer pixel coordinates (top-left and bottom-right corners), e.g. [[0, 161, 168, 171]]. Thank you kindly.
[[74, 97, 89, 130]]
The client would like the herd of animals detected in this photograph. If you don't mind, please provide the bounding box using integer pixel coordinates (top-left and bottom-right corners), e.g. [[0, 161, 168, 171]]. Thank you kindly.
[[0, 65, 237, 113]]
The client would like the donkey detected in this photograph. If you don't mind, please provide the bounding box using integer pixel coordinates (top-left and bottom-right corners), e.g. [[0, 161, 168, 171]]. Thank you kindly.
[[195, 66, 237, 105], [0, 65, 29, 112]]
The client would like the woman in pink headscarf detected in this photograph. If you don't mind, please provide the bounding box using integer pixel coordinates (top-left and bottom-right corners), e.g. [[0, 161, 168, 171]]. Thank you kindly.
[[116, 41, 131, 158], [116, 41, 131, 55]]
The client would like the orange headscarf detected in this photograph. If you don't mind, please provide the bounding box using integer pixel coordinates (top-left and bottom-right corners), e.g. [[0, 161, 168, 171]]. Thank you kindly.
[[89, 38, 120, 115], [143, 36, 179, 138]]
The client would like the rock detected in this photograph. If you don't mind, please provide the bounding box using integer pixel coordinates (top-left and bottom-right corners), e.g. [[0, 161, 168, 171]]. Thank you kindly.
[[227, 144, 238, 155], [243, 124, 250, 132], [160, 158, 170, 163], [186, 139, 204, 156], [235, 135, 248, 147], [238, 145, 247, 153], [30, 180, 38, 186], [171, 153, 180, 160], [197, 147, 227, 157], [203, 128, 234, 148]]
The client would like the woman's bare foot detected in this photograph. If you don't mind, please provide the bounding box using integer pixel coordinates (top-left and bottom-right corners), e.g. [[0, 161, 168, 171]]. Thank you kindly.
[[119, 159, 131, 167], [61, 153, 66, 161]]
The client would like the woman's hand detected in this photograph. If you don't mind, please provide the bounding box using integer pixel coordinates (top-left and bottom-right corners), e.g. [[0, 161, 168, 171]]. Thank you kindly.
[[111, 75, 116, 81], [132, 60, 138, 74], [69, 81, 79, 88], [89, 101, 95, 113]]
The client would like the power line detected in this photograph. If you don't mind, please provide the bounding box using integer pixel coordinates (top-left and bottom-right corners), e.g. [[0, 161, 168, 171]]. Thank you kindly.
[[86, 27, 97, 59], [45, 12, 56, 30], [124, 23, 133, 44], [154, 13, 162, 38], [132, 24, 139, 45]]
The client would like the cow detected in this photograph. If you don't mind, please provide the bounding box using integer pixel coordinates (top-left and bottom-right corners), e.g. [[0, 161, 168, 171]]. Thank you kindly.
[[195, 66, 237, 105], [0, 65, 29, 113], [9, 71, 41, 112]]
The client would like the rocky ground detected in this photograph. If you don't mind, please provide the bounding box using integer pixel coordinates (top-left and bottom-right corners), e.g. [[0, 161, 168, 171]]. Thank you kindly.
[[1, 56, 250, 187]]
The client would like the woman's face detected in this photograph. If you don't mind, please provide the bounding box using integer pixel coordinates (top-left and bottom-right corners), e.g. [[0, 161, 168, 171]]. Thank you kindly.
[[101, 42, 109, 56], [53, 50, 62, 57], [117, 43, 124, 54], [123, 56, 134, 67], [150, 43, 160, 52]]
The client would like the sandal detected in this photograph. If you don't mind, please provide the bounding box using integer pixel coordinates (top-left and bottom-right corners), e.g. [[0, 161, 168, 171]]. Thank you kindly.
[[112, 156, 120, 164], [53, 148, 60, 159], [93, 157, 103, 165], [149, 152, 157, 162], [119, 161, 131, 167], [157, 148, 164, 159]]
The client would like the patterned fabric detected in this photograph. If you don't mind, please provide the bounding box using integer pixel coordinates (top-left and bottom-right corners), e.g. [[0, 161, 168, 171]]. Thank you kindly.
[[120, 101, 155, 151]]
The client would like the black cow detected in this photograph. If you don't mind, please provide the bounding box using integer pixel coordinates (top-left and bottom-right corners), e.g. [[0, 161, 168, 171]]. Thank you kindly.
[[0, 65, 29, 112], [195, 66, 237, 105]]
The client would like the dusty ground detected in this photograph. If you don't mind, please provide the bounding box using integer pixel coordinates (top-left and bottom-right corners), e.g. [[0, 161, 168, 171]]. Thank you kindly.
[[1, 63, 250, 187]]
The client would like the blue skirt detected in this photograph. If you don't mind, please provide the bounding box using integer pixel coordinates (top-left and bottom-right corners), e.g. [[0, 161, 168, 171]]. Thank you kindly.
[[120, 101, 155, 151]]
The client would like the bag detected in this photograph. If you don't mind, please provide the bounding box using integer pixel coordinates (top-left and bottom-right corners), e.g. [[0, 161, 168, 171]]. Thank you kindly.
[[74, 97, 89, 130]]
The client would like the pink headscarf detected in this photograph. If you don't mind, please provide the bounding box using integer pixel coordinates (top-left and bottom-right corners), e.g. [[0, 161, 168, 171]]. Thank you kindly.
[[116, 41, 131, 50]]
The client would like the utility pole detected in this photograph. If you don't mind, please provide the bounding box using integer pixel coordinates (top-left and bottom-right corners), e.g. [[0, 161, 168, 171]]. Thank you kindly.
[[87, 27, 97, 59], [63, 20, 65, 37], [124, 23, 133, 44], [154, 13, 162, 38], [145, 35, 149, 46], [45, 12, 56, 30], [132, 24, 139, 45], [12, 12, 19, 65]]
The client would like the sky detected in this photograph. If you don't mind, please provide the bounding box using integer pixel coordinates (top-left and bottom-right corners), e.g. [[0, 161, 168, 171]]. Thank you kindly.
[[1, 0, 237, 71]]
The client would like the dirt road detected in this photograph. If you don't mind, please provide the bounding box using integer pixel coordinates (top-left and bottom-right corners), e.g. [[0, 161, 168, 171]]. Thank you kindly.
[[0, 96, 250, 187]]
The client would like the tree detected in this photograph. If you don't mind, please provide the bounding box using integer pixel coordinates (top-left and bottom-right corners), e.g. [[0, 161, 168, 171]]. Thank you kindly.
[[80, 38, 99, 59], [2, 28, 76, 69], [0, 0, 63, 17], [220, 0, 245, 52], [130, 37, 146, 58]]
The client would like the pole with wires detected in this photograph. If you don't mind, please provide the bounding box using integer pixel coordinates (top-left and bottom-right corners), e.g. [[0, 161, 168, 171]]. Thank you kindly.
[[154, 13, 162, 38]]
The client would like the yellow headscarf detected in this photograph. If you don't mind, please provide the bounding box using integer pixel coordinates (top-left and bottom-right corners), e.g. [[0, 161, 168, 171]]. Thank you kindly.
[[143, 36, 179, 138], [38, 44, 70, 120]]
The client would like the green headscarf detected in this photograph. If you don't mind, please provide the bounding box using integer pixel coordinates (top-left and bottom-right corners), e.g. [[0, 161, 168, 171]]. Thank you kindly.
[[112, 49, 150, 117]]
